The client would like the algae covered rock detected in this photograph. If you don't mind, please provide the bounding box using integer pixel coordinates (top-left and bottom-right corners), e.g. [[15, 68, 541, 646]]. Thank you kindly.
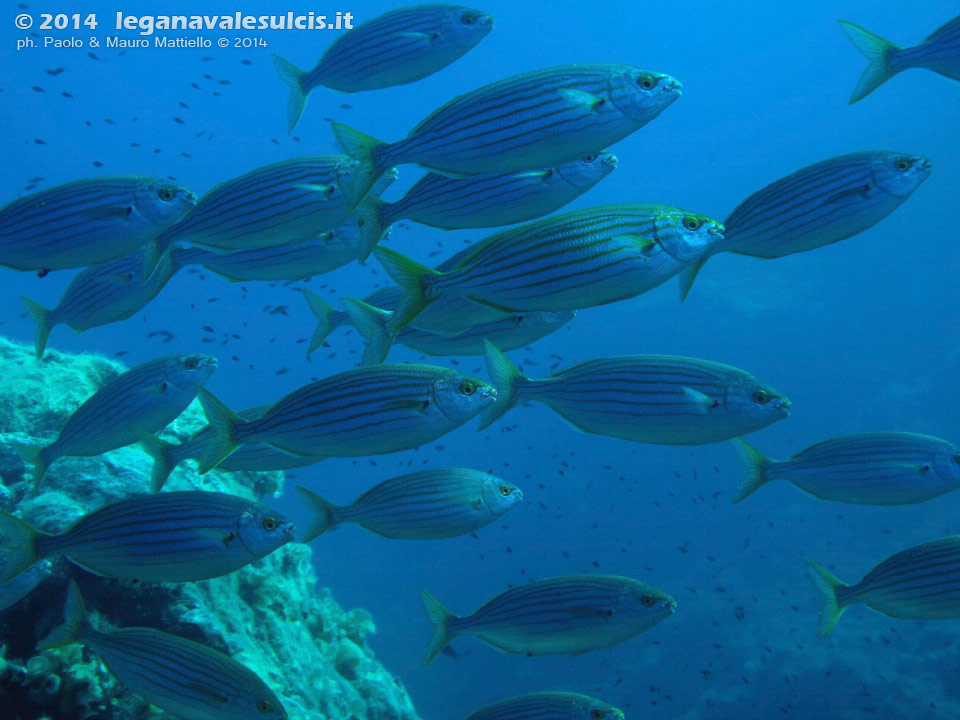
[[0, 336, 420, 720]]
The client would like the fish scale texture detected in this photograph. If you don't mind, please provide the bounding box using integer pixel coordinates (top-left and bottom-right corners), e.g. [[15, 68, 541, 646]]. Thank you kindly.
[[0, 335, 420, 720]]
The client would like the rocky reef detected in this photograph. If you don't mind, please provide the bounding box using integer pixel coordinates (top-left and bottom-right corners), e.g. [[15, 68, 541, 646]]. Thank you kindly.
[[0, 336, 420, 720]]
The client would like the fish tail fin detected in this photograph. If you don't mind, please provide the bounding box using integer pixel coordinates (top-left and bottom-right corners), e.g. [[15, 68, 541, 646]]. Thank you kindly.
[[296, 485, 340, 542], [372, 247, 438, 330], [421, 590, 457, 666], [353, 197, 390, 263], [304, 290, 337, 356], [677, 255, 710, 302], [37, 580, 87, 650], [12, 443, 48, 491], [838, 20, 899, 103], [195, 388, 241, 474], [271, 54, 308, 131], [331, 122, 388, 203], [21, 297, 52, 358], [137, 431, 177, 493], [0, 511, 39, 583], [729, 438, 774, 503], [804, 557, 849, 638], [478, 340, 528, 430], [342, 298, 395, 366]]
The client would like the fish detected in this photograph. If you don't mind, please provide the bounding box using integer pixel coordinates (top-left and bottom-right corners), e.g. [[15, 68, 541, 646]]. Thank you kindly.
[[806, 537, 960, 638], [839, 15, 960, 103], [273, 4, 494, 130], [296, 468, 522, 541], [22, 247, 181, 358], [194, 365, 496, 473], [481, 341, 791, 442], [0, 560, 52, 613], [139, 406, 323, 493], [172, 169, 399, 281], [678, 151, 932, 300], [155, 156, 363, 258], [730, 433, 960, 505], [343, 298, 575, 365], [39, 581, 287, 720], [0, 492, 294, 583], [420, 574, 675, 664], [0, 176, 195, 272], [332, 63, 681, 199], [465, 693, 623, 720], [355, 153, 618, 254], [12, 354, 216, 489], [373, 204, 723, 331]]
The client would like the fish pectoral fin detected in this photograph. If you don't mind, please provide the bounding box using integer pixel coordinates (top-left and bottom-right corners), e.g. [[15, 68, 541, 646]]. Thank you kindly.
[[615, 234, 656, 255], [262, 442, 322, 459], [682, 387, 719, 414], [297, 183, 336, 199], [195, 527, 237, 546], [558, 88, 607, 113], [465, 296, 521, 313], [68, 559, 112, 577], [383, 398, 432, 415], [400, 31, 439, 45], [824, 184, 874, 204], [94, 272, 136, 286], [513, 170, 553, 183], [78, 205, 134, 222], [566, 605, 615, 621], [890, 461, 931, 475], [186, 683, 229, 706]]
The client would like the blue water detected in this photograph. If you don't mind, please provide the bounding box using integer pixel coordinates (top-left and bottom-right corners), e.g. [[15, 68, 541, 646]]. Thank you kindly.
[[2, 1, 959, 718]]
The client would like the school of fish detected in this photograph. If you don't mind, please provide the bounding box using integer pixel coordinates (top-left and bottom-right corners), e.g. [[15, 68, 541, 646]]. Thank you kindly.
[[0, 4, 958, 720]]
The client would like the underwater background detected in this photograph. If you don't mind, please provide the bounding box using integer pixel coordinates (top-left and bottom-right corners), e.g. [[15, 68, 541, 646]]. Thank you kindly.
[[1, 1, 959, 719]]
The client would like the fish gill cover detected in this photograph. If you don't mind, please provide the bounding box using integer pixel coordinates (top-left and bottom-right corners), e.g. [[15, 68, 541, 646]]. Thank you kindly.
[[0, 2, 958, 720]]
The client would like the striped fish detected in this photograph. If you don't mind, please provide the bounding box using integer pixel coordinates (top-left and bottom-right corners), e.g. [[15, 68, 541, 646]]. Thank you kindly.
[[0, 561, 51, 613], [0, 176, 195, 272], [12, 354, 216, 490], [155, 156, 362, 256], [356, 153, 618, 253], [806, 537, 960, 638], [730, 433, 960, 505], [374, 204, 723, 331], [333, 63, 681, 199], [0, 492, 294, 583], [273, 4, 493, 130], [343, 298, 575, 365], [194, 365, 496, 473], [296, 468, 522, 541], [140, 406, 323, 493], [39, 581, 287, 720], [466, 693, 623, 720], [679, 151, 932, 300], [482, 342, 790, 443], [22, 247, 180, 359], [839, 15, 960, 103], [421, 574, 675, 665], [173, 168, 399, 281]]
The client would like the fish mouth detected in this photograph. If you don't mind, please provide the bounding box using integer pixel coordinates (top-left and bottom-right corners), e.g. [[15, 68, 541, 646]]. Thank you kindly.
[[919, 158, 933, 171], [663, 599, 677, 613], [775, 398, 792, 416], [478, 387, 497, 403], [480, 14, 494, 26], [664, 77, 683, 94], [603, 153, 619, 168]]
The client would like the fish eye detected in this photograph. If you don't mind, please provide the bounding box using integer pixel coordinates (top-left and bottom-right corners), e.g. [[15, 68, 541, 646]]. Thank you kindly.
[[894, 158, 912, 172], [460, 381, 477, 396], [257, 700, 273, 714], [637, 74, 656, 90], [461, 13, 476, 24], [591, 710, 606, 720], [583, 154, 597, 163], [640, 594, 655, 608], [683, 215, 702, 231], [157, 187, 176, 202], [262, 517, 278, 531], [753, 389, 769, 404], [184, 357, 199, 370], [499, 484, 513, 497]]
